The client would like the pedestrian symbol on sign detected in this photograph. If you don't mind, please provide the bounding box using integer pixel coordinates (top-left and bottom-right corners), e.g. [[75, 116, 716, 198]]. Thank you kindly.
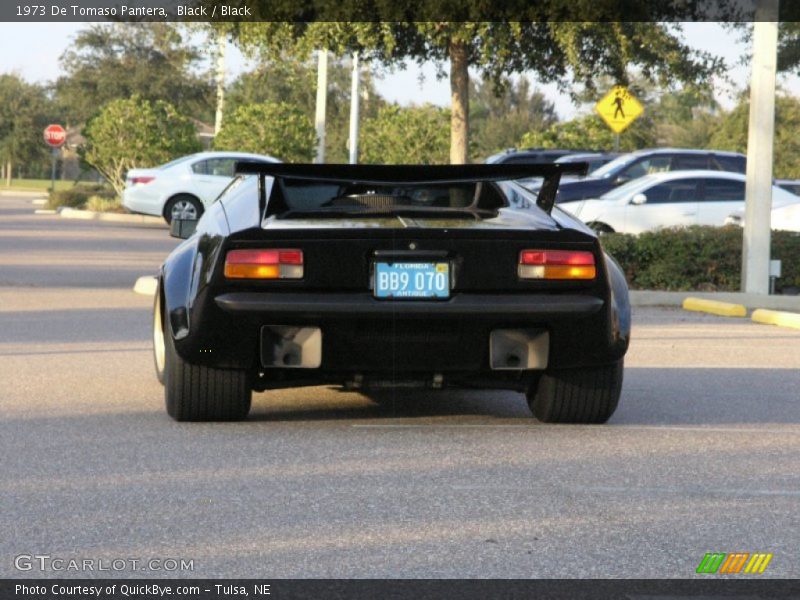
[[613, 94, 625, 119], [596, 86, 643, 133]]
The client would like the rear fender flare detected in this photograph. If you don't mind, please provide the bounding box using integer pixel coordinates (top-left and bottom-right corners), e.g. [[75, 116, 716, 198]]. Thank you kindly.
[[604, 252, 631, 349], [162, 237, 199, 341]]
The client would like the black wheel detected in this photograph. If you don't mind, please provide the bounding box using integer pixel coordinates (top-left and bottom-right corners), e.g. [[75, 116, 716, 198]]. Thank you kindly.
[[153, 283, 166, 385], [526, 360, 623, 424], [164, 194, 203, 224], [163, 317, 251, 422], [587, 221, 614, 235]]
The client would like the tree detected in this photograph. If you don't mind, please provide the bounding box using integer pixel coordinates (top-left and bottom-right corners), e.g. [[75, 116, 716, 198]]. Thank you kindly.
[[520, 114, 655, 152], [56, 23, 214, 125], [648, 86, 720, 148], [0, 74, 53, 185], [82, 96, 201, 196], [360, 104, 450, 164], [226, 55, 385, 163], [470, 76, 557, 159], [709, 94, 800, 179], [214, 102, 317, 162], [227, 17, 724, 164]]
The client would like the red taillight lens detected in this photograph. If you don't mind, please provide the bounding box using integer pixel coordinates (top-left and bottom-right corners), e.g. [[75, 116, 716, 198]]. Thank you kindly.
[[224, 249, 304, 279], [130, 176, 155, 186], [518, 249, 596, 280]]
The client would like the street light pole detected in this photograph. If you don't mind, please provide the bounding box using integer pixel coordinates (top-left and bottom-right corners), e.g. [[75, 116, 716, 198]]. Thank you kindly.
[[213, 29, 226, 136], [314, 49, 328, 164], [742, 0, 779, 294], [348, 53, 360, 165]]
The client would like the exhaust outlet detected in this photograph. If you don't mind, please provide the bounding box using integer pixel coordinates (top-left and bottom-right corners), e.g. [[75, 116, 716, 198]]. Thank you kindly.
[[261, 326, 322, 368], [490, 329, 549, 370]]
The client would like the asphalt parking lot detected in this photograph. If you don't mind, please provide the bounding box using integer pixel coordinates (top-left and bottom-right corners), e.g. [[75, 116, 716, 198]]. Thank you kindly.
[[1, 193, 798, 578]]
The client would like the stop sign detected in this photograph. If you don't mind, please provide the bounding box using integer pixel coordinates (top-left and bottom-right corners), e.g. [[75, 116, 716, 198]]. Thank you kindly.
[[43, 124, 67, 148]]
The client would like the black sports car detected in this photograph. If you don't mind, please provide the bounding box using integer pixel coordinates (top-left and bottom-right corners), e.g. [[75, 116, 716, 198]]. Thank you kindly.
[[153, 163, 630, 423]]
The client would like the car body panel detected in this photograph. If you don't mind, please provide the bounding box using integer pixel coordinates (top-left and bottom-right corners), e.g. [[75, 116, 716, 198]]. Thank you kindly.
[[524, 148, 747, 204], [559, 170, 797, 234], [123, 151, 279, 219], [724, 186, 800, 232]]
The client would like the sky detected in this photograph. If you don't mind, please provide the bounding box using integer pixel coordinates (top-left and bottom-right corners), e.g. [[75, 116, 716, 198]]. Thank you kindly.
[[1, 22, 799, 121]]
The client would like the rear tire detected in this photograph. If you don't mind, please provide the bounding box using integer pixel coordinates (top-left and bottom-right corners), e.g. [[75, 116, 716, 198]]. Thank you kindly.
[[164, 194, 203, 224], [587, 221, 614, 235], [527, 361, 623, 424], [163, 320, 251, 422]]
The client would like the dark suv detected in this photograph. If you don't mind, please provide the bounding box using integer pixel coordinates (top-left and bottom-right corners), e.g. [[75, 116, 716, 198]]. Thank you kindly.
[[485, 148, 586, 165], [524, 148, 747, 203]]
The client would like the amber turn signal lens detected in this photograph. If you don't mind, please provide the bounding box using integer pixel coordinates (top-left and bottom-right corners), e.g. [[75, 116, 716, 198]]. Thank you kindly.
[[224, 249, 303, 279], [518, 249, 595, 280]]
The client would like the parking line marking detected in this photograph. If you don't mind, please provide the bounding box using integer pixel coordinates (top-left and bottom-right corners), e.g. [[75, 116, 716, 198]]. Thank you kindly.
[[351, 424, 800, 434], [573, 486, 800, 497], [351, 424, 534, 429]]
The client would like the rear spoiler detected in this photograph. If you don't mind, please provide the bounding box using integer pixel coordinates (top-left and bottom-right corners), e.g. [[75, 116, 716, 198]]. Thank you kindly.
[[234, 162, 588, 216]]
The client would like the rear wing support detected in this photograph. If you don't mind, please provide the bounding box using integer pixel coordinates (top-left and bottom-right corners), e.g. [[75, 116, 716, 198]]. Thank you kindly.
[[235, 162, 589, 217]]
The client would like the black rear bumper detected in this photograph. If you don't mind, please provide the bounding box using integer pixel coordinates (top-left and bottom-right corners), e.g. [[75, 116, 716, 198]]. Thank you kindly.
[[214, 292, 604, 319], [172, 290, 625, 385]]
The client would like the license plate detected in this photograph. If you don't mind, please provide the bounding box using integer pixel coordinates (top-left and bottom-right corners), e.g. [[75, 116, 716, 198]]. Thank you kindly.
[[374, 262, 450, 299]]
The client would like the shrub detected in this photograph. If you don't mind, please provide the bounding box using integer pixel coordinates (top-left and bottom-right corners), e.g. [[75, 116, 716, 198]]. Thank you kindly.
[[47, 184, 115, 210], [214, 102, 316, 162], [601, 226, 800, 292], [360, 104, 450, 165], [85, 195, 122, 212], [82, 95, 201, 197]]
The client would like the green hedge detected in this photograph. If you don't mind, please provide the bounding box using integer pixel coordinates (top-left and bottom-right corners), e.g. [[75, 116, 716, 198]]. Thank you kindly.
[[47, 184, 116, 210], [601, 226, 800, 292]]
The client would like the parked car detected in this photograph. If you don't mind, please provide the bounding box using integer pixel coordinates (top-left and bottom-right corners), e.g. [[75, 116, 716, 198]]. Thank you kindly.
[[724, 190, 800, 232], [524, 148, 747, 204], [560, 171, 800, 235], [153, 162, 630, 423], [123, 151, 280, 223], [555, 152, 621, 174], [776, 179, 800, 196], [485, 148, 586, 165]]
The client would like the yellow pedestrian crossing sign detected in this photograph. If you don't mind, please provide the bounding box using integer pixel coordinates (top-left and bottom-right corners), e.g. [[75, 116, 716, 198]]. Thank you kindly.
[[595, 86, 644, 133]]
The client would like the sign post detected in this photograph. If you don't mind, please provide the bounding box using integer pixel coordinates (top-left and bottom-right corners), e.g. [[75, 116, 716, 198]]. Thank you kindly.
[[43, 124, 66, 192], [595, 85, 644, 147]]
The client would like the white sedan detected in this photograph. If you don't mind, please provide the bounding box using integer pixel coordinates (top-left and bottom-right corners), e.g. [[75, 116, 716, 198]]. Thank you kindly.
[[559, 170, 800, 234], [724, 192, 800, 232], [123, 151, 279, 223]]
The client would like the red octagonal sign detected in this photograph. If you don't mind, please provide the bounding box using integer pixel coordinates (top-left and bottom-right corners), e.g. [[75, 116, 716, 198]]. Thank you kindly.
[[43, 124, 67, 148]]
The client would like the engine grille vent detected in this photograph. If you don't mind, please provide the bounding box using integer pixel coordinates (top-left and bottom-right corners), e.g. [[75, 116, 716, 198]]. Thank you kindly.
[[330, 194, 403, 209]]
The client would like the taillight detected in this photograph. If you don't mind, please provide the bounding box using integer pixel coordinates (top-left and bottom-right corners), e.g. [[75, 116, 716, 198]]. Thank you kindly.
[[130, 176, 155, 186], [518, 249, 596, 280], [224, 249, 304, 279]]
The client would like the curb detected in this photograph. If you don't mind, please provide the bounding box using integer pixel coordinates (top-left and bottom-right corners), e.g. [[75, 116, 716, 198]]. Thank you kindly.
[[34, 209, 58, 215], [629, 290, 800, 311], [59, 207, 165, 226], [682, 297, 747, 318], [751, 309, 800, 330], [133, 276, 158, 296], [0, 190, 47, 197]]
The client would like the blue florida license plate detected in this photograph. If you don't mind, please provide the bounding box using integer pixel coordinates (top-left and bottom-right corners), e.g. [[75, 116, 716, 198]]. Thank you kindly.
[[374, 262, 450, 299]]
